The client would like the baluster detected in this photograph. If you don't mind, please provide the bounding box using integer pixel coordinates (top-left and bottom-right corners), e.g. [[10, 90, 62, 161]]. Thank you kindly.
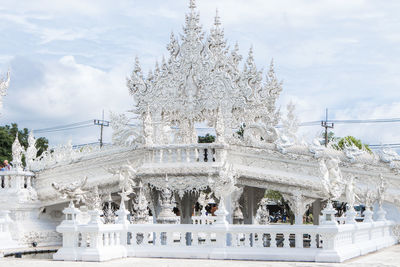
[[254, 233, 262, 247], [103, 233, 108, 246], [159, 149, 163, 163], [283, 233, 290, 248], [153, 232, 159, 246], [248, 233, 254, 247], [295, 233, 303, 248], [176, 148, 181, 162], [270, 233, 277, 248], [186, 148, 191, 162], [180, 232, 185, 246], [192, 232, 199, 246], [204, 232, 210, 246], [143, 232, 149, 245], [198, 148, 204, 162], [310, 233, 316, 248]]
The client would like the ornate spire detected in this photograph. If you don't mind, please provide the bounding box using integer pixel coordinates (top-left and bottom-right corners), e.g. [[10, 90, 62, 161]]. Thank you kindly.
[[189, 0, 196, 10], [214, 9, 221, 27]]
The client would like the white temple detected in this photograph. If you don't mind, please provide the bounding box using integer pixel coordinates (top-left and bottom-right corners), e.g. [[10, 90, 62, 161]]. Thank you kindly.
[[0, 0, 399, 263]]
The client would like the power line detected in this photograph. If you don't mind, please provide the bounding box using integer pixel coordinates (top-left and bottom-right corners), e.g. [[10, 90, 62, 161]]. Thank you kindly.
[[34, 124, 94, 133], [94, 110, 110, 148], [33, 120, 93, 133]]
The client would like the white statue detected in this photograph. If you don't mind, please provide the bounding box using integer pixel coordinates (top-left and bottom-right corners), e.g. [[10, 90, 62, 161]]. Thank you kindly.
[[345, 175, 359, 209], [343, 143, 365, 162], [51, 176, 88, 206], [0, 70, 10, 112], [377, 174, 386, 208], [255, 198, 270, 225], [110, 111, 143, 146], [319, 157, 345, 200], [143, 107, 153, 146], [25, 131, 38, 171], [276, 101, 299, 152], [131, 181, 149, 224], [84, 186, 102, 211], [107, 162, 137, 195], [11, 133, 24, 171]]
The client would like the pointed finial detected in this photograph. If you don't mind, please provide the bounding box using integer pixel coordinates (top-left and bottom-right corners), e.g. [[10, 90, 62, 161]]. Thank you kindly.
[[189, 0, 196, 10], [134, 56, 141, 73], [214, 9, 221, 27]]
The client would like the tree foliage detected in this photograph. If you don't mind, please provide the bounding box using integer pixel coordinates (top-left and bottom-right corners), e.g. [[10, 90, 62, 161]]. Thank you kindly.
[[0, 123, 49, 163], [326, 132, 371, 153], [198, 133, 215, 143]]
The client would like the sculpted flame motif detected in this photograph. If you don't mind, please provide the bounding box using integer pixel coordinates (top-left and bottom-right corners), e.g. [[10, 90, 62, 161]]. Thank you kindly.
[[0, 70, 10, 112], [51, 177, 88, 206], [319, 157, 345, 200], [127, 0, 282, 145]]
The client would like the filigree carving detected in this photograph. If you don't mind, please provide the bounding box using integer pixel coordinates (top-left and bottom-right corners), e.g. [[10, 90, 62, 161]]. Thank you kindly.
[[127, 1, 283, 145], [319, 157, 345, 200], [0, 69, 9, 113], [25, 131, 38, 171], [51, 176, 88, 205], [110, 111, 143, 146], [11, 133, 24, 171]]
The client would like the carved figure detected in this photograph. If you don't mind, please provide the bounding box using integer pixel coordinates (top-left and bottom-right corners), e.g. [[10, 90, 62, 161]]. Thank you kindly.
[[110, 111, 143, 146], [255, 198, 270, 225], [345, 175, 359, 208], [11, 133, 24, 171], [319, 157, 345, 200], [377, 174, 386, 208], [84, 186, 102, 210], [107, 162, 137, 195], [51, 177, 88, 206], [25, 131, 38, 171], [0, 70, 10, 112], [127, 1, 283, 146]]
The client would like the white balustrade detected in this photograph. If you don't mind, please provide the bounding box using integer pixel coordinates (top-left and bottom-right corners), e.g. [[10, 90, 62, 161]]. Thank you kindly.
[[0, 171, 35, 191], [145, 144, 224, 164], [54, 207, 398, 263]]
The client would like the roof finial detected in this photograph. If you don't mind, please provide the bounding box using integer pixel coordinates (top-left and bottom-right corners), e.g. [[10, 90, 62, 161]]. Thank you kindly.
[[214, 9, 221, 27], [189, 0, 196, 10]]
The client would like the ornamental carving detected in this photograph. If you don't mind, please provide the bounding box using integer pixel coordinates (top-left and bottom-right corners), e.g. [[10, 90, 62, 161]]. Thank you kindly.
[[127, 0, 283, 145], [0, 69, 9, 113]]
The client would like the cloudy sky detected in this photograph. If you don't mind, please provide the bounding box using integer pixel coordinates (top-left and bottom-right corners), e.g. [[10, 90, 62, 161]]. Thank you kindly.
[[0, 0, 399, 147]]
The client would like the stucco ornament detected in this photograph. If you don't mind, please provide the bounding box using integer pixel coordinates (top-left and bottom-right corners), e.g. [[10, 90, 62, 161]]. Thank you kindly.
[[282, 189, 314, 225], [103, 193, 116, 224], [343, 143, 366, 163], [309, 138, 325, 158], [255, 198, 270, 225], [110, 111, 143, 146], [0, 69, 10, 112], [51, 176, 88, 206], [276, 102, 299, 153], [157, 174, 179, 224], [107, 162, 137, 195], [84, 186, 102, 211], [131, 181, 149, 224], [345, 175, 359, 208], [127, 0, 283, 145], [25, 131, 38, 171], [377, 174, 386, 208], [319, 157, 345, 201], [11, 133, 24, 171]]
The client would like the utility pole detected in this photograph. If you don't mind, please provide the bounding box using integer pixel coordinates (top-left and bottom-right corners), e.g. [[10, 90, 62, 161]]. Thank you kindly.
[[94, 110, 110, 148], [321, 108, 334, 147]]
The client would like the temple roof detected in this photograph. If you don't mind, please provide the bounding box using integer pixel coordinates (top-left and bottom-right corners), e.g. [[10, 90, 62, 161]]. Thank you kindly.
[[127, 0, 282, 132]]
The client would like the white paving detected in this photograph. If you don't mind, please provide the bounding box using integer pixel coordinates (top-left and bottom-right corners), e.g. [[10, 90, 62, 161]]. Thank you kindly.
[[0, 245, 399, 267]]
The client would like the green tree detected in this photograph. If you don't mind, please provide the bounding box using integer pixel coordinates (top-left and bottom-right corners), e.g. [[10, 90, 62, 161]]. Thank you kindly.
[[0, 123, 49, 164], [198, 133, 215, 143], [326, 132, 371, 153]]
